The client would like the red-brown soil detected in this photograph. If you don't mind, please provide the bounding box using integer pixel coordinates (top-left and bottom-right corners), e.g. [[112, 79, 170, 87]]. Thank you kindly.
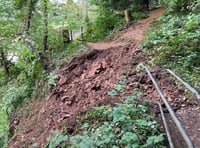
[[8, 8, 200, 148]]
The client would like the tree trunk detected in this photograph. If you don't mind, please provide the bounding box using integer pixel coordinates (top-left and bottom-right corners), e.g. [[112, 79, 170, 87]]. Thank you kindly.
[[81, 26, 84, 40], [42, 0, 48, 51], [143, 0, 149, 10], [22, 0, 33, 33], [70, 30, 73, 41], [0, 49, 10, 81], [21, 33, 49, 70], [124, 10, 132, 24], [62, 29, 70, 44], [21, 0, 49, 70]]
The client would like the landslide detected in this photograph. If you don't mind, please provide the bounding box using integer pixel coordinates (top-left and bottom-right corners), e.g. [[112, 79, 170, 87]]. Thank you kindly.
[[8, 8, 200, 148]]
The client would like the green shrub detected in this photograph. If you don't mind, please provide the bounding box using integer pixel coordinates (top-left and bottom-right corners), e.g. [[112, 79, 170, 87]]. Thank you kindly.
[[0, 83, 27, 148], [47, 72, 59, 88], [131, 11, 148, 20], [46, 130, 68, 148], [2, 83, 30, 110], [84, 9, 123, 41], [69, 93, 165, 147], [143, 2, 200, 89], [163, 0, 200, 12], [108, 76, 127, 96], [0, 103, 8, 148], [50, 41, 89, 68]]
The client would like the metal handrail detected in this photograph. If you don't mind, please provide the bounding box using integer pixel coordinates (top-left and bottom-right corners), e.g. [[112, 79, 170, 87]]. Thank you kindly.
[[166, 69, 200, 103], [147, 100, 174, 148], [141, 64, 195, 148]]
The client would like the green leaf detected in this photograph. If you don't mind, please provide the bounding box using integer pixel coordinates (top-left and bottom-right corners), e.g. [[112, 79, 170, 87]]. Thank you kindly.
[[120, 132, 138, 143], [145, 134, 164, 146], [108, 90, 118, 96], [114, 84, 126, 93], [135, 119, 149, 126], [119, 76, 126, 84]]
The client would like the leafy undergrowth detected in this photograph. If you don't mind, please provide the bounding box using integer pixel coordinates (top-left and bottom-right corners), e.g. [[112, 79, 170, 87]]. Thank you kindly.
[[143, 1, 200, 90], [84, 8, 124, 41], [0, 41, 88, 147], [0, 82, 32, 147], [46, 77, 166, 148], [131, 11, 149, 20], [50, 41, 89, 69]]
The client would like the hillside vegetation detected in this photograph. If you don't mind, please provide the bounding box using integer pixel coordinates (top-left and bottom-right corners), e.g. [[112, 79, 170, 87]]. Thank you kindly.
[[143, 0, 200, 89]]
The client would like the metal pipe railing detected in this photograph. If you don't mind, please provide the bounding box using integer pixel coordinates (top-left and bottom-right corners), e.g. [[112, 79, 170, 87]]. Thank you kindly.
[[156, 101, 174, 148], [141, 64, 195, 148], [147, 100, 174, 148], [166, 69, 200, 103]]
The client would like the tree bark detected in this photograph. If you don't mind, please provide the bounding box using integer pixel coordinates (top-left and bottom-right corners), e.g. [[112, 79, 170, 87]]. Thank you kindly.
[[22, 0, 33, 33], [0, 49, 10, 81], [62, 29, 70, 44], [143, 0, 149, 10], [124, 10, 133, 24], [42, 0, 48, 51], [20, 0, 49, 70], [21, 32, 48, 70], [81, 26, 84, 40], [70, 30, 73, 41]]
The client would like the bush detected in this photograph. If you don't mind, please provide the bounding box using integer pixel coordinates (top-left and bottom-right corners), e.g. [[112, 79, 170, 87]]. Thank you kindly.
[[131, 11, 149, 20], [0, 104, 8, 148], [2, 83, 30, 110], [143, 1, 200, 89], [46, 130, 68, 148], [69, 93, 165, 147], [164, 0, 199, 12], [84, 9, 123, 41]]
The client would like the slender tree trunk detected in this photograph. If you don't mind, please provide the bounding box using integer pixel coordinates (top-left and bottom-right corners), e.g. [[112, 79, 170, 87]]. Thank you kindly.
[[124, 10, 133, 24], [42, 0, 48, 51], [22, 31, 49, 70], [81, 26, 84, 40], [22, 0, 33, 33], [62, 29, 70, 44], [21, 0, 49, 70], [143, 0, 149, 10], [0, 49, 10, 81], [70, 30, 73, 41]]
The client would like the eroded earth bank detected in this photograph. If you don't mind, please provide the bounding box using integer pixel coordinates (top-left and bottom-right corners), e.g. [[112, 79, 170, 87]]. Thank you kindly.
[[8, 8, 200, 148]]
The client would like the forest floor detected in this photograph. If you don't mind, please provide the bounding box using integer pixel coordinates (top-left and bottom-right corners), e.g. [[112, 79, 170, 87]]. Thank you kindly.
[[8, 8, 200, 148]]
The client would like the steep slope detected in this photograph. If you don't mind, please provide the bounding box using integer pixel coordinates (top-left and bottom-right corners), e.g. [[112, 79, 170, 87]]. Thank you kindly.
[[8, 8, 200, 148]]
